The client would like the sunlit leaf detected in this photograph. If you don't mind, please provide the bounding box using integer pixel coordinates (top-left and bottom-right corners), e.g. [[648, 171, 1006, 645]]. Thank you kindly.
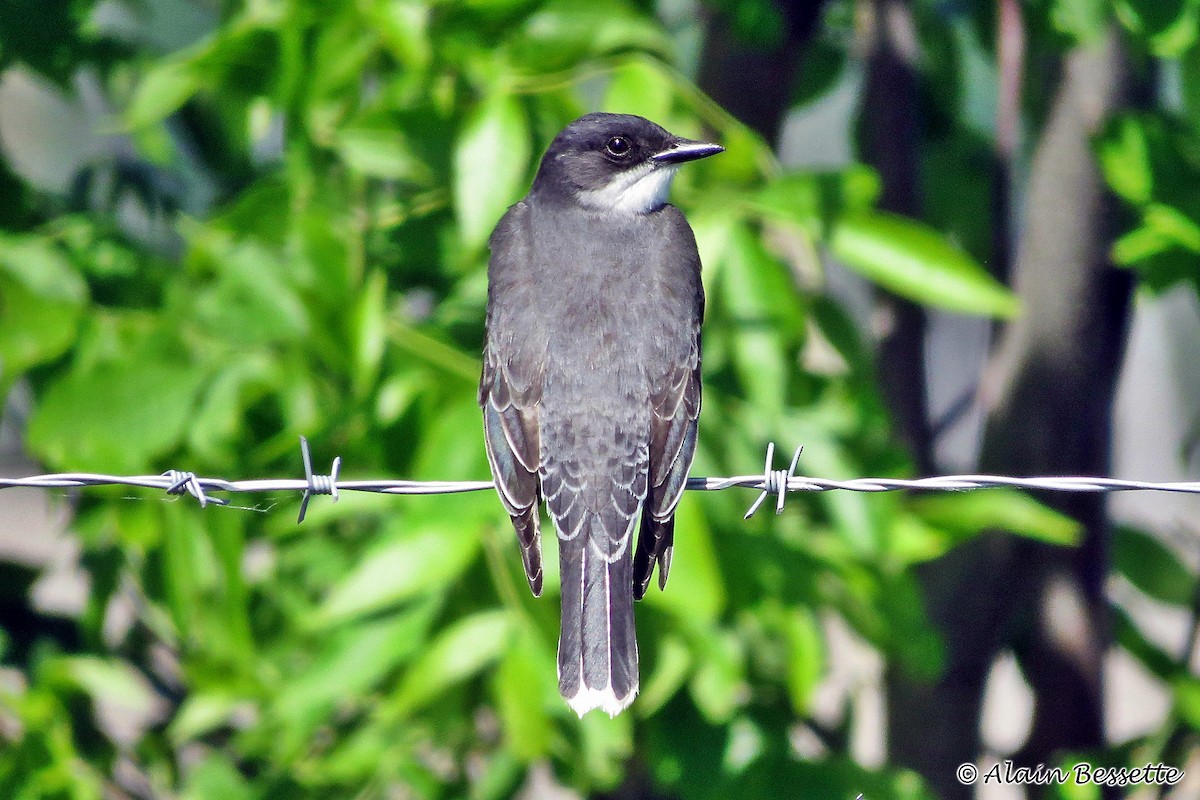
[[1114, 0, 1200, 56], [1143, 203, 1200, 252], [351, 269, 388, 397], [27, 352, 208, 472], [336, 123, 432, 181], [831, 211, 1018, 317], [127, 59, 201, 128], [1174, 675, 1200, 730], [910, 489, 1082, 546], [1051, 0, 1109, 43], [637, 634, 692, 716], [61, 656, 155, 712], [274, 602, 439, 754], [644, 498, 726, 622], [492, 623, 557, 760], [510, 0, 669, 72], [783, 607, 823, 714], [689, 630, 745, 723], [0, 274, 81, 383], [181, 754, 254, 800], [391, 610, 513, 714], [603, 57, 673, 121], [170, 693, 242, 744], [0, 233, 86, 302], [317, 519, 482, 624], [1096, 115, 1153, 206], [580, 709, 634, 788], [453, 92, 530, 251]]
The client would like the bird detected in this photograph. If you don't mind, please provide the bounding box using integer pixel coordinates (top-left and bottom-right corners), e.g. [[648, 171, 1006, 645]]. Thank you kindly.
[[478, 112, 722, 716]]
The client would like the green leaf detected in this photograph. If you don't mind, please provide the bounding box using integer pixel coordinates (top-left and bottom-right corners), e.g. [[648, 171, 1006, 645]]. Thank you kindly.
[[644, 497, 725, 622], [274, 602, 439, 754], [830, 211, 1019, 318], [453, 92, 530, 251], [886, 513, 960, 564], [510, 0, 669, 72], [881, 572, 945, 680], [169, 693, 242, 744], [792, 35, 848, 107], [491, 624, 556, 761], [1182, 43, 1200, 131], [1115, 0, 1200, 56], [1143, 203, 1200, 252], [187, 353, 280, 462], [1051, 0, 1109, 43], [1096, 115, 1153, 206], [800, 435, 882, 555], [127, 59, 201, 128], [27, 351, 207, 473], [188, 240, 310, 345], [391, 609, 513, 714], [61, 656, 155, 712], [1113, 223, 1173, 265], [317, 518, 482, 624], [603, 58, 673, 121], [0, 274, 82, 384], [910, 489, 1082, 545], [161, 506, 203, 639], [372, 0, 432, 69], [1113, 524, 1195, 606], [750, 168, 882, 232], [1112, 604, 1179, 680], [637, 634, 692, 716], [716, 223, 799, 416], [1173, 675, 1200, 730], [689, 630, 745, 723], [351, 269, 388, 397], [782, 608, 823, 714], [336, 123, 432, 181], [750, 174, 822, 233], [0, 233, 86, 302], [181, 754, 253, 800], [579, 710, 634, 788]]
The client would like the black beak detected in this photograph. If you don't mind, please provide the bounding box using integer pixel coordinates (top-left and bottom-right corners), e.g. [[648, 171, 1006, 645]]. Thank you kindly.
[[650, 137, 725, 165]]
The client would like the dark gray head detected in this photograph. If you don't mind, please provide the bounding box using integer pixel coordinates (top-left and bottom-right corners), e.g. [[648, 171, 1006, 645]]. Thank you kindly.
[[531, 112, 723, 215]]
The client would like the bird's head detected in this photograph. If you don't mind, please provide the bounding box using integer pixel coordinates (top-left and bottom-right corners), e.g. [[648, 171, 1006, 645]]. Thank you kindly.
[[532, 113, 724, 215]]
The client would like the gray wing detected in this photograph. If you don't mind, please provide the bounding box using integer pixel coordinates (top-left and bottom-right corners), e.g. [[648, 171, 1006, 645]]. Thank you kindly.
[[480, 203, 545, 596], [633, 207, 704, 599]]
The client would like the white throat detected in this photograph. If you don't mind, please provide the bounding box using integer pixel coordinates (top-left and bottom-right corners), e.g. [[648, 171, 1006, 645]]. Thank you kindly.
[[576, 163, 679, 215]]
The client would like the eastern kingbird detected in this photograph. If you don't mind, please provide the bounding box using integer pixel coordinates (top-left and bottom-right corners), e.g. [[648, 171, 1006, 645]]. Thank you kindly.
[[479, 113, 722, 716]]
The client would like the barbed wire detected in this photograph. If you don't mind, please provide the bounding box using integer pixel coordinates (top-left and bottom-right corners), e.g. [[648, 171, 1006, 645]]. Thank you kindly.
[[2, 439, 1199, 523]]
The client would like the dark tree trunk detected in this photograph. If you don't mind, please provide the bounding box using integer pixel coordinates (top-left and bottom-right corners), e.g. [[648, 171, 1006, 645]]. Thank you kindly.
[[981, 28, 1133, 772], [886, 29, 1133, 800], [859, 0, 934, 474], [697, 2, 828, 145]]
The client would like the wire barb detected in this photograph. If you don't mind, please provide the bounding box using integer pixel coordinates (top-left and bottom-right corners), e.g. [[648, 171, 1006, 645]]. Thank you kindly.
[[297, 436, 341, 524], [162, 470, 226, 509], [743, 442, 805, 519]]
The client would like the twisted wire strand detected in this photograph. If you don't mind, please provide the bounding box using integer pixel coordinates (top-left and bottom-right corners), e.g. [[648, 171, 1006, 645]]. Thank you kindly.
[[2, 440, 1198, 520]]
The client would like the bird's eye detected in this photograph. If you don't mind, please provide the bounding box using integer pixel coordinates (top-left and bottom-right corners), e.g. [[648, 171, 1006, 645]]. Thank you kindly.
[[605, 136, 631, 157]]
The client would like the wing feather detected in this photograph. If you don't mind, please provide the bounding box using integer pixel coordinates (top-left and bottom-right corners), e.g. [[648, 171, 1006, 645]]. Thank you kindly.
[[481, 202, 545, 596]]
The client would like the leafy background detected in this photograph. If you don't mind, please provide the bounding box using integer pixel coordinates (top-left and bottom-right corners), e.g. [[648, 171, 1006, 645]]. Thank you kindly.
[[0, 1, 1198, 799]]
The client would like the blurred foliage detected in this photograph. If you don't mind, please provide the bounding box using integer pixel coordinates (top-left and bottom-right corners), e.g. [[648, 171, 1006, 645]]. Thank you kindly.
[[0, 0, 1196, 799]]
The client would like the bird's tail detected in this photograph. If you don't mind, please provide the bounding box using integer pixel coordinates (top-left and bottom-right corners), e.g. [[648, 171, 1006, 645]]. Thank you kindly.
[[557, 518, 638, 717]]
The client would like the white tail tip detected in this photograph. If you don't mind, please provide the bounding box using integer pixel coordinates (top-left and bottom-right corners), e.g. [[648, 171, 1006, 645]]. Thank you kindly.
[[565, 684, 638, 718]]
